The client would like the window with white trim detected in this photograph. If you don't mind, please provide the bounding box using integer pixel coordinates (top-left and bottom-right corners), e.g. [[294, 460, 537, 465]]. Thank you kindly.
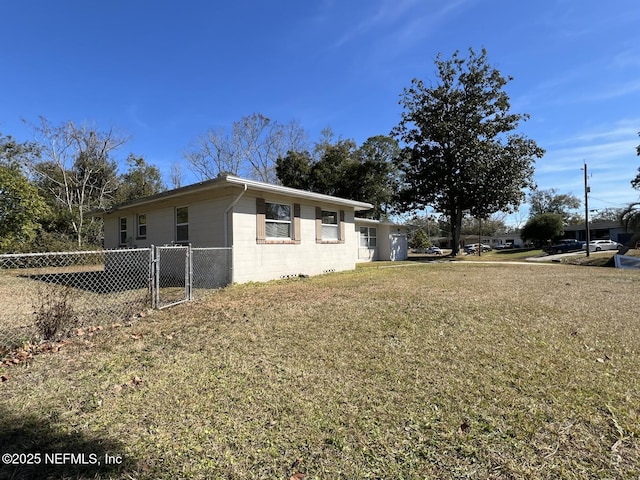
[[360, 226, 377, 248], [265, 202, 291, 239], [119, 217, 128, 245], [321, 210, 339, 241], [137, 213, 147, 238], [176, 206, 189, 243]]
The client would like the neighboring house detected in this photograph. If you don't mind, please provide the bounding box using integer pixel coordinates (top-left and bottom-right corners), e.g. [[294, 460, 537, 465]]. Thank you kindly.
[[355, 218, 408, 262], [98, 175, 408, 284], [563, 220, 633, 245], [487, 234, 525, 248], [459, 234, 525, 249]]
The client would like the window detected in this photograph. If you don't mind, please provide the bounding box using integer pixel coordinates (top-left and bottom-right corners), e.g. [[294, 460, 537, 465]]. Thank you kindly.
[[360, 227, 377, 248], [137, 214, 147, 238], [316, 208, 345, 243], [256, 199, 299, 244], [321, 210, 339, 241], [265, 202, 291, 239], [176, 206, 189, 243], [119, 217, 127, 245]]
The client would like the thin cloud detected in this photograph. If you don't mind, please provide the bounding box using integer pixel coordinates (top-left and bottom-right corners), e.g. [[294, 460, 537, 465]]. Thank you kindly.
[[126, 104, 150, 131], [332, 0, 418, 48], [538, 140, 637, 173], [546, 120, 640, 147], [612, 48, 640, 68], [331, 0, 471, 49]]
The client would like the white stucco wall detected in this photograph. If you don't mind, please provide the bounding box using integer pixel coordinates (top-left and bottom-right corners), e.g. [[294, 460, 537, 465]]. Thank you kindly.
[[230, 194, 358, 283], [355, 220, 408, 262], [102, 186, 366, 284], [102, 193, 231, 249]]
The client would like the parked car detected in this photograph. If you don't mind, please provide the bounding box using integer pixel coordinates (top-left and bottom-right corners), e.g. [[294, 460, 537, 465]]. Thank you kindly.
[[583, 239, 622, 252], [544, 239, 586, 254], [426, 246, 442, 255], [495, 242, 522, 250], [463, 243, 491, 254], [463, 244, 477, 254]]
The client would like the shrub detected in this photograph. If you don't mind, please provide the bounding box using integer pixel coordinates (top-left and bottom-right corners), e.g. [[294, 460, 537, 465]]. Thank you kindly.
[[409, 229, 431, 250], [33, 285, 79, 341], [520, 213, 564, 247]]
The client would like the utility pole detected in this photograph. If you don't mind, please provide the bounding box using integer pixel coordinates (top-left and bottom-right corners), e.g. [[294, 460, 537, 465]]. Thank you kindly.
[[584, 162, 590, 257]]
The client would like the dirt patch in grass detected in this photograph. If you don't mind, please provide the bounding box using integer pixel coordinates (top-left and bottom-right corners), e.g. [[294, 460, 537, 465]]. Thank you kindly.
[[2, 263, 640, 478]]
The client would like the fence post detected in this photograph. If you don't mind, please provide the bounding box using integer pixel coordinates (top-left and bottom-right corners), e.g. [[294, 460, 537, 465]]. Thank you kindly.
[[154, 245, 160, 309], [186, 244, 193, 301], [149, 245, 155, 309]]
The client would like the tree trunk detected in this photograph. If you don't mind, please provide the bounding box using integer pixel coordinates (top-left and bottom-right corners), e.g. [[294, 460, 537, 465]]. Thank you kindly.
[[450, 208, 463, 256]]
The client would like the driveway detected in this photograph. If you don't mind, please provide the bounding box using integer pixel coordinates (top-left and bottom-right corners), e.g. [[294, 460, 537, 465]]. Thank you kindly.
[[526, 251, 586, 262]]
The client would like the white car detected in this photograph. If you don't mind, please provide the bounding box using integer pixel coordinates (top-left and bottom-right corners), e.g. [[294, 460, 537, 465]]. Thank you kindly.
[[583, 239, 622, 252], [426, 246, 442, 255]]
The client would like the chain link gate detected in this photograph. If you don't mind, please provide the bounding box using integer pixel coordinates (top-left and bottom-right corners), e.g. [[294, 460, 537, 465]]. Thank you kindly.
[[152, 246, 232, 307], [153, 245, 192, 309]]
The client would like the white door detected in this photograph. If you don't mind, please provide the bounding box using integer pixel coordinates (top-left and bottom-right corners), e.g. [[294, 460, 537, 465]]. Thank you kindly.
[[390, 234, 408, 261]]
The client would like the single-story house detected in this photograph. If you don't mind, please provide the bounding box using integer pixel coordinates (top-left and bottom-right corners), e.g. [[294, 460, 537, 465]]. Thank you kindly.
[[486, 234, 525, 249], [98, 175, 406, 284], [563, 220, 633, 245], [442, 234, 525, 250]]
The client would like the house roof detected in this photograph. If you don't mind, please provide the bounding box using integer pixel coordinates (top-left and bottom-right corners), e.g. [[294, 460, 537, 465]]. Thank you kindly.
[[563, 220, 625, 231], [97, 175, 374, 215], [355, 218, 406, 228]]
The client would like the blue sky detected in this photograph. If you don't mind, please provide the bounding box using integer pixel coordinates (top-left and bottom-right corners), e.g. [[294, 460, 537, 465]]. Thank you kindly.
[[1, 0, 639, 225]]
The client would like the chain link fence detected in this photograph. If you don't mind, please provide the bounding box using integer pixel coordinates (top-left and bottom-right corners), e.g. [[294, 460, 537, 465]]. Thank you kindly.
[[0, 246, 232, 351], [192, 247, 232, 291]]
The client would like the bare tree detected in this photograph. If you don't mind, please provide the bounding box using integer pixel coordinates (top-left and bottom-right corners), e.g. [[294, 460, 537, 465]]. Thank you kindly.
[[27, 117, 128, 247], [184, 113, 308, 183], [169, 161, 184, 189]]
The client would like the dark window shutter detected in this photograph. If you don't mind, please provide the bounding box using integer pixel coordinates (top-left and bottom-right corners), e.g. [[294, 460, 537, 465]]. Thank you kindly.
[[256, 198, 266, 243], [293, 203, 301, 243], [315, 207, 322, 243]]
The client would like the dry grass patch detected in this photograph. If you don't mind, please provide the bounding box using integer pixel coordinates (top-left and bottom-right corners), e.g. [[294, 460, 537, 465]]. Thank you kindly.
[[1, 263, 639, 479], [0, 269, 150, 352]]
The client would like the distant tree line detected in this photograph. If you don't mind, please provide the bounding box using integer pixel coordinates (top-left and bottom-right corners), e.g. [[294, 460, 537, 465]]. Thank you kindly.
[[0, 49, 546, 255], [1, 118, 165, 252], [6, 49, 636, 255]]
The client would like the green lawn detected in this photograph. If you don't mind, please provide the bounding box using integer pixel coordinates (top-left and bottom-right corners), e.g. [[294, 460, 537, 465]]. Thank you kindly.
[[1, 262, 639, 479]]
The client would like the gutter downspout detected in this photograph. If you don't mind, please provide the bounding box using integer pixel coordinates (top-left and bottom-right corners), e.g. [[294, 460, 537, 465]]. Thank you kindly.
[[224, 183, 248, 284], [224, 183, 248, 247]]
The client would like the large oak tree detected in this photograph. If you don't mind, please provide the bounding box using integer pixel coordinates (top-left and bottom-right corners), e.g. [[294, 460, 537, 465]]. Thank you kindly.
[[393, 48, 544, 255]]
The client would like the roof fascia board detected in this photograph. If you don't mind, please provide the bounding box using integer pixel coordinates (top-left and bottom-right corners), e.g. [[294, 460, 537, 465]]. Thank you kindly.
[[97, 175, 373, 216], [223, 175, 373, 210]]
